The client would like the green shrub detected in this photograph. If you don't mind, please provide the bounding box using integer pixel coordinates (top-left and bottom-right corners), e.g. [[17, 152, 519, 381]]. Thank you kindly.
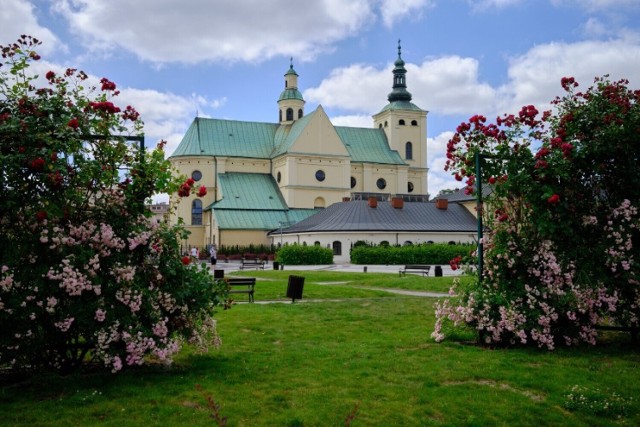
[[276, 244, 333, 265], [350, 243, 474, 265]]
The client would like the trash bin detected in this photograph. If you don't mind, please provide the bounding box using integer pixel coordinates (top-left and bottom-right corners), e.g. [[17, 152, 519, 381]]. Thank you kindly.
[[286, 275, 305, 302], [434, 265, 443, 277], [273, 261, 279, 270], [213, 269, 225, 279]]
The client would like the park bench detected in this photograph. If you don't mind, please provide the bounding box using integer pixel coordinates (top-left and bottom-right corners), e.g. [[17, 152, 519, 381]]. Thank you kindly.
[[399, 264, 431, 277], [240, 259, 266, 270], [225, 277, 256, 302]]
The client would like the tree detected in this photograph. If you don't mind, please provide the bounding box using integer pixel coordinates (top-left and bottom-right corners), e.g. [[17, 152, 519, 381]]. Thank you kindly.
[[433, 76, 640, 349], [0, 35, 226, 373]]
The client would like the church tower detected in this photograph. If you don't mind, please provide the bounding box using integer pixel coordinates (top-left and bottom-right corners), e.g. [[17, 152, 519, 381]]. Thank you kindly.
[[373, 40, 429, 196], [278, 58, 305, 124]]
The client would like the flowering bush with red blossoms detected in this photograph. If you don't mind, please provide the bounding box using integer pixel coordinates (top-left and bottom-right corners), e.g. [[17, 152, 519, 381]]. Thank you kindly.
[[433, 75, 640, 348], [0, 36, 226, 374]]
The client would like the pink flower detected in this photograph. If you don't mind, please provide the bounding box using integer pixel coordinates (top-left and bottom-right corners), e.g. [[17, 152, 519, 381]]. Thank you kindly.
[[95, 309, 106, 322]]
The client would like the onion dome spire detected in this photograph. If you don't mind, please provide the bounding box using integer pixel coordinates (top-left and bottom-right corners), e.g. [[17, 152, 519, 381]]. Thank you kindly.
[[387, 39, 412, 103]]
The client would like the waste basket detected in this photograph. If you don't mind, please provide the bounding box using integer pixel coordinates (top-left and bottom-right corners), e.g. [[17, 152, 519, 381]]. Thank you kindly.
[[213, 269, 225, 279], [286, 275, 305, 302], [273, 261, 279, 270], [434, 265, 443, 277]]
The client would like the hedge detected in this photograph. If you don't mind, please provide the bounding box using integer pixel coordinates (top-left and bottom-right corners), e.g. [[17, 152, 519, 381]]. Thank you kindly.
[[350, 243, 475, 265], [276, 244, 334, 265]]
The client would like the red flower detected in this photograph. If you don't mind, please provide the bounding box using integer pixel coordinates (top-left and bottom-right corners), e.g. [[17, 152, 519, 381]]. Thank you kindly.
[[186, 178, 195, 186], [45, 71, 55, 81], [181, 256, 191, 265], [30, 157, 45, 171], [50, 152, 58, 162], [35, 210, 48, 222], [67, 118, 79, 129], [547, 194, 560, 205], [197, 185, 207, 197], [100, 77, 117, 91], [488, 176, 497, 185], [498, 213, 509, 222]]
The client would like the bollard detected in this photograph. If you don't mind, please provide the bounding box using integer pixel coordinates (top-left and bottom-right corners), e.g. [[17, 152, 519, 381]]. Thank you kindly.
[[363, 266, 367, 273]]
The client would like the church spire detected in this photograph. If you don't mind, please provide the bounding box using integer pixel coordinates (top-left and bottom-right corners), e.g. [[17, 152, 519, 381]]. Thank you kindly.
[[387, 39, 412, 103]]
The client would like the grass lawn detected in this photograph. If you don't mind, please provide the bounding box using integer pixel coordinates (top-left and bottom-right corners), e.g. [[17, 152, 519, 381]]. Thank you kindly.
[[1, 272, 638, 426]]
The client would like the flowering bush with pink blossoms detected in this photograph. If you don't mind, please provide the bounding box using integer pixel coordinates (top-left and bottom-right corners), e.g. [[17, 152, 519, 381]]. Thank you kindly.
[[0, 36, 226, 374], [433, 76, 640, 349]]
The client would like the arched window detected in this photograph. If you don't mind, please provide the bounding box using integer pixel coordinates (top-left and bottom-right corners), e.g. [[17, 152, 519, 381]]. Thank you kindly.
[[403, 241, 413, 246], [405, 142, 413, 160], [298, 109, 303, 119], [379, 123, 383, 128], [279, 110, 282, 122], [408, 182, 414, 193], [286, 108, 293, 121], [277, 171, 282, 183], [332, 240, 342, 255], [399, 119, 405, 125], [384, 121, 388, 127], [350, 176, 356, 189], [191, 199, 203, 225], [314, 197, 325, 208], [314, 241, 321, 246], [411, 120, 418, 126]]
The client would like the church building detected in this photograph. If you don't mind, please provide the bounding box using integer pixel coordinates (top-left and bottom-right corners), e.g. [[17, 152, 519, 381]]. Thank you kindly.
[[168, 43, 431, 249]]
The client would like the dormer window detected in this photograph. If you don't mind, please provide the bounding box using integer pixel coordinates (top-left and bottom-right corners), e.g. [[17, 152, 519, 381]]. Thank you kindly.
[[411, 120, 418, 126]]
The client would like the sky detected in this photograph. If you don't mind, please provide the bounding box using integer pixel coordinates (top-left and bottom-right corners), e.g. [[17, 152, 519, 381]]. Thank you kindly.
[[2, 0, 640, 200]]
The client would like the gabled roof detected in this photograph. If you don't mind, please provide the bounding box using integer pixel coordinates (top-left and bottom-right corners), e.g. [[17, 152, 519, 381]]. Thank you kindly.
[[210, 173, 286, 210], [334, 126, 405, 165], [171, 117, 278, 158], [274, 200, 478, 234]]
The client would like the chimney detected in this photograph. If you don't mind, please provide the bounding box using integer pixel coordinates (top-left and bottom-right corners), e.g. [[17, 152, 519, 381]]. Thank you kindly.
[[342, 197, 351, 202], [391, 197, 404, 209], [368, 196, 378, 208], [435, 198, 449, 210]]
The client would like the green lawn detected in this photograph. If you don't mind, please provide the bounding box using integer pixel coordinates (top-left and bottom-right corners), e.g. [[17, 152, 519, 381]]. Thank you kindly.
[[1, 272, 638, 426]]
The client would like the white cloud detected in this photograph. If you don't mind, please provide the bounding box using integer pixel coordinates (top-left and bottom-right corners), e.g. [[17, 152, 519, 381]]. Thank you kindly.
[[51, 0, 377, 64], [551, 0, 640, 12], [467, 0, 523, 12], [427, 131, 460, 197], [330, 114, 374, 128], [378, 0, 434, 28], [499, 37, 640, 115], [0, 0, 61, 54], [304, 56, 496, 117]]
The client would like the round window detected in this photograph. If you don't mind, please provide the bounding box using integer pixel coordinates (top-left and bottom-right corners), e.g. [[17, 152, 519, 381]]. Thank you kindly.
[[315, 170, 326, 182], [376, 178, 387, 190], [408, 182, 414, 193], [277, 171, 281, 183], [191, 170, 202, 182], [350, 176, 356, 189]]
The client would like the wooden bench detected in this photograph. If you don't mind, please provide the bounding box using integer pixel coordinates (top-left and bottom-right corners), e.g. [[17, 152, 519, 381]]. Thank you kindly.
[[399, 265, 431, 277], [240, 259, 266, 270], [225, 277, 256, 302]]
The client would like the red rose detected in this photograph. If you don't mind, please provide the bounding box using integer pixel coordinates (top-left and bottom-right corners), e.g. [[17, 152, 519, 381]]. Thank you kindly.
[[488, 176, 497, 185], [45, 71, 55, 81], [186, 178, 195, 186], [30, 157, 45, 171], [36, 210, 48, 222], [181, 256, 191, 265], [67, 118, 79, 129], [547, 194, 560, 205], [197, 185, 207, 197]]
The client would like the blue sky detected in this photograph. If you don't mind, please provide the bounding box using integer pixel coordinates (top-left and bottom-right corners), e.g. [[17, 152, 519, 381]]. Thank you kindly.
[[2, 0, 639, 199]]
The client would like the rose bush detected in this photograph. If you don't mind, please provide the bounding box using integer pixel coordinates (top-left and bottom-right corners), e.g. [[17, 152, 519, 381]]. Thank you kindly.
[[433, 75, 639, 348], [0, 36, 226, 374]]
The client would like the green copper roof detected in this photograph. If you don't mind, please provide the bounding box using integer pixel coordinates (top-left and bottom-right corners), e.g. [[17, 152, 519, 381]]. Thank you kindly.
[[335, 126, 406, 165], [272, 112, 314, 156], [170, 117, 278, 158], [211, 173, 286, 210], [214, 208, 317, 230], [278, 88, 304, 101], [378, 100, 425, 113]]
